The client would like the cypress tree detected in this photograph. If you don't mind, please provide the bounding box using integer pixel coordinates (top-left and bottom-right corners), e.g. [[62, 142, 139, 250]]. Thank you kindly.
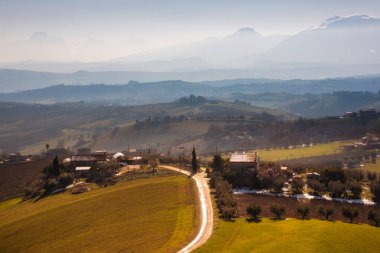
[[192, 147, 198, 174]]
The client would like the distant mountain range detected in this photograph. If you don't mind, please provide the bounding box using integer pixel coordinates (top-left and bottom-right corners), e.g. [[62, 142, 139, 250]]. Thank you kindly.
[[1, 76, 380, 118], [0, 15, 379, 81]]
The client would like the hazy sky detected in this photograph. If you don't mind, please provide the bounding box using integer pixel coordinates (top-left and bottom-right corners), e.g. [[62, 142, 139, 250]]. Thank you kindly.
[[1, 0, 380, 62]]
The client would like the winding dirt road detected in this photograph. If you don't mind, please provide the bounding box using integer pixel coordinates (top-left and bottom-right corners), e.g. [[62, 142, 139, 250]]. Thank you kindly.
[[160, 165, 213, 253]]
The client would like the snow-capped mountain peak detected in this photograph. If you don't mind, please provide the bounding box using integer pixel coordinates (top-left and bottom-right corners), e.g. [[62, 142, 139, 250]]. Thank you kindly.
[[312, 14, 380, 30]]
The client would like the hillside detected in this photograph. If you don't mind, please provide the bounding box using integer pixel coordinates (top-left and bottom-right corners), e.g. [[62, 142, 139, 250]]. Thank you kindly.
[[0, 175, 198, 253], [230, 91, 380, 117], [0, 100, 287, 154], [286, 91, 380, 117], [1, 98, 379, 155]]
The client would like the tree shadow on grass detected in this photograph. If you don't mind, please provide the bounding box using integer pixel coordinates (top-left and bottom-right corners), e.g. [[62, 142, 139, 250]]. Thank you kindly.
[[269, 217, 286, 221], [246, 217, 262, 223], [219, 217, 237, 223], [296, 217, 311, 221], [33, 191, 50, 203]]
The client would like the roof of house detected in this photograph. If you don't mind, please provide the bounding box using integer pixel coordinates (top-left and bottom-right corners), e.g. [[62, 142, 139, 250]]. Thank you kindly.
[[94, 150, 108, 154], [75, 166, 91, 171], [127, 156, 142, 161], [306, 172, 321, 177], [71, 155, 97, 162], [230, 152, 257, 163], [113, 152, 125, 159]]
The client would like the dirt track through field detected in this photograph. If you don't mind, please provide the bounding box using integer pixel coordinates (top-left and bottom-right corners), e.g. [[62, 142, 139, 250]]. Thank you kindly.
[[160, 165, 214, 253]]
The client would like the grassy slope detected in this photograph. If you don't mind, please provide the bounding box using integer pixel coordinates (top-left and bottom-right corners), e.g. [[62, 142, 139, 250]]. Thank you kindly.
[[257, 141, 352, 161], [196, 218, 380, 253], [0, 175, 198, 253]]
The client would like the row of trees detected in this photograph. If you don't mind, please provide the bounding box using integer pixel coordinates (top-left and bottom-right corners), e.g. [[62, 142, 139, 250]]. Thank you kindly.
[[210, 173, 238, 220], [246, 203, 380, 226]]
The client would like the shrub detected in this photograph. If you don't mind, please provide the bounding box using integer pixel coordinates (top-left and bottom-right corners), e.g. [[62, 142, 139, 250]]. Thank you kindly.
[[220, 206, 236, 220], [272, 178, 286, 193], [296, 206, 310, 220], [58, 173, 74, 188], [348, 181, 362, 199], [291, 178, 304, 194], [209, 172, 223, 189], [217, 193, 237, 208], [23, 185, 40, 200], [212, 173, 238, 220], [342, 207, 359, 223], [42, 156, 61, 178], [307, 179, 326, 196], [246, 203, 261, 220], [368, 210, 380, 227], [87, 165, 118, 187], [321, 167, 346, 184], [346, 169, 364, 182], [328, 181, 346, 198], [212, 154, 224, 173], [367, 171, 377, 181], [318, 206, 334, 220], [42, 178, 58, 193], [270, 204, 285, 220]]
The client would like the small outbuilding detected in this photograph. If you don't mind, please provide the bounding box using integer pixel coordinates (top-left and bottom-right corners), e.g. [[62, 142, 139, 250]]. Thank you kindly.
[[75, 166, 92, 178], [113, 152, 125, 160]]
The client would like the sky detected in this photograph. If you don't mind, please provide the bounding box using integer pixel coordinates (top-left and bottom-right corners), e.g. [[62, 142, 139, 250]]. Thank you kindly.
[[0, 0, 380, 62]]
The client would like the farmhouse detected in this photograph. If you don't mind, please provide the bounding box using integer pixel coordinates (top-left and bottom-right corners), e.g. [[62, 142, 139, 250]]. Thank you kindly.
[[7, 153, 27, 163], [229, 152, 259, 173], [126, 156, 144, 165], [71, 155, 98, 167]]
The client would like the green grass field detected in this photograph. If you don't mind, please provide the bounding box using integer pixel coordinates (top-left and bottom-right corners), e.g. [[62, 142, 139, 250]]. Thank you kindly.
[[0, 175, 198, 253], [257, 141, 352, 161], [203, 141, 353, 163], [196, 218, 380, 253]]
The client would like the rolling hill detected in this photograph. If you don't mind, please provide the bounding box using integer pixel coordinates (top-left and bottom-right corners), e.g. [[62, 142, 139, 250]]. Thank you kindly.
[[0, 175, 198, 253], [0, 100, 289, 154]]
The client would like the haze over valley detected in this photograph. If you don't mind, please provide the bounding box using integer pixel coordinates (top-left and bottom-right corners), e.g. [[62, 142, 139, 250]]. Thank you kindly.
[[2, 1, 380, 253]]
